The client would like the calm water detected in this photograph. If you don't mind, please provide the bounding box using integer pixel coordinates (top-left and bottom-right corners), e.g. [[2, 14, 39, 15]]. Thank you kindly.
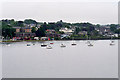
[[2, 40, 118, 78]]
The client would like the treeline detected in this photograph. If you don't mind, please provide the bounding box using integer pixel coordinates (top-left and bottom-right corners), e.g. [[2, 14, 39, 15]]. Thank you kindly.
[[1, 19, 120, 39]]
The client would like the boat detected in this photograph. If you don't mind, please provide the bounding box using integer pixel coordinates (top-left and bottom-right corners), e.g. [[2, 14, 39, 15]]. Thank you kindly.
[[71, 37, 77, 46], [27, 43, 31, 46], [88, 43, 93, 46], [41, 43, 47, 47], [109, 35, 115, 46], [6, 44, 10, 46], [46, 45, 52, 49], [60, 44, 66, 47], [71, 43, 77, 45], [88, 44, 93, 46], [50, 42, 54, 44], [110, 41, 115, 46]]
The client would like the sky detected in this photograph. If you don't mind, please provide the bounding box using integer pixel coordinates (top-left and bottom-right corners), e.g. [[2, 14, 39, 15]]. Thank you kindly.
[[0, 0, 119, 25]]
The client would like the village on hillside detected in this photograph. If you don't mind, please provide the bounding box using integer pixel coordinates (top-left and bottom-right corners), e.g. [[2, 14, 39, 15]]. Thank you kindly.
[[1, 19, 120, 41]]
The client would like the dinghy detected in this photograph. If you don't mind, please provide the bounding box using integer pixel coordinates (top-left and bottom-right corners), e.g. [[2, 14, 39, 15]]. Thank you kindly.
[[60, 44, 66, 47], [46, 45, 52, 49]]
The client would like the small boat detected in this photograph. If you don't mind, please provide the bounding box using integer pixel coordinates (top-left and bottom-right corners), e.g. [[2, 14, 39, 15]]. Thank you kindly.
[[71, 43, 77, 45], [50, 43, 54, 44], [71, 37, 77, 46], [6, 44, 10, 46], [109, 36, 115, 46], [46, 46, 52, 49], [60, 44, 66, 47], [41, 44, 47, 47], [27, 43, 31, 46], [88, 43, 93, 46], [110, 41, 115, 46]]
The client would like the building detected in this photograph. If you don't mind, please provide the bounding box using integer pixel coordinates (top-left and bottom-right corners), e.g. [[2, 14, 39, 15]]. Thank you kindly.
[[45, 29, 61, 38], [95, 26, 111, 35], [40, 37, 49, 40], [59, 28, 74, 35], [13, 26, 36, 40]]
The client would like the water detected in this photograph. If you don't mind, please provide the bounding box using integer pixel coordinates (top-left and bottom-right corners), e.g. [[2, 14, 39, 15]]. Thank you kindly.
[[2, 40, 118, 78]]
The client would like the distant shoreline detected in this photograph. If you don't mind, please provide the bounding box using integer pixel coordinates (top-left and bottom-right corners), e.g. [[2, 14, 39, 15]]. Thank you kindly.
[[1, 39, 120, 42]]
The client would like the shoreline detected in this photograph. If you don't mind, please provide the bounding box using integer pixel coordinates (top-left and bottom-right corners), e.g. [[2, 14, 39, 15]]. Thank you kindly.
[[1, 39, 120, 43]]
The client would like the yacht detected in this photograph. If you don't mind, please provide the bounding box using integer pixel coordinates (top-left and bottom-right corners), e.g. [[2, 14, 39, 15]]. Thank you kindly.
[[60, 44, 66, 47], [46, 45, 52, 49], [41, 43, 47, 47], [110, 35, 115, 46], [71, 37, 77, 45], [71, 43, 77, 45], [110, 40, 115, 46], [27, 43, 31, 46], [88, 43, 93, 46]]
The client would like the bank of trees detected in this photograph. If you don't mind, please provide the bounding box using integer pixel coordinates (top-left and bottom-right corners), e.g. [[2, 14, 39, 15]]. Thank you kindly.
[[1, 19, 120, 39]]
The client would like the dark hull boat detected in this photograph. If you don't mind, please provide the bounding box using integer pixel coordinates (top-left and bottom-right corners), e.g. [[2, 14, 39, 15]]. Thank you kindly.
[[41, 44, 47, 47], [50, 43, 54, 44], [71, 43, 77, 45], [27, 44, 31, 46]]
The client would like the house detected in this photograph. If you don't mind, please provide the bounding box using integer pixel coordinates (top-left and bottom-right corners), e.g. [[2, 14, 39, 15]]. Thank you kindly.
[[59, 28, 74, 35], [46, 29, 56, 34], [13, 26, 36, 39], [34, 37, 39, 40], [24, 23, 36, 28], [41, 37, 49, 40], [13, 27, 21, 32], [95, 26, 111, 35], [45, 29, 61, 38]]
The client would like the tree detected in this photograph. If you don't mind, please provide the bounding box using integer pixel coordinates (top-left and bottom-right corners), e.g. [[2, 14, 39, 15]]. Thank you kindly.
[[110, 24, 117, 32], [2, 24, 15, 38], [35, 27, 45, 37], [24, 19, 37, 24], [31, 27, 36, 33]]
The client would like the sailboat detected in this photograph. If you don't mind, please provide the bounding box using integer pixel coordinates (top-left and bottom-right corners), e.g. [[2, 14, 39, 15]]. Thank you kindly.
[[110, 35, 115, 46], [60, 44, 66, 47], [46, 45, 52, 49], [71, 37, 76, 45], [87, 36, 93, 46], [41, 43, 47, 47], [6, 43, 10, 46], [88, 43, 93, 46], [27, 43, 31, 46], [85, 34, 90, 44]]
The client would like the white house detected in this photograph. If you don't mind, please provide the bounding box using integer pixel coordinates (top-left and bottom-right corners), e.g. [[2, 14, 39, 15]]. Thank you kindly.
[[59, 28, 74, 35]]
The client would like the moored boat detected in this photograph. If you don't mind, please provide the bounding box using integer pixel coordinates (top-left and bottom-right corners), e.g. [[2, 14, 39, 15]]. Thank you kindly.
[[41, 44, 47, 47], [71, 43, 77, 45], [27, 43, 31, 46], [88, 43, 93, 46], [46, 45, 52, 49], [60, 44, 66, 47]]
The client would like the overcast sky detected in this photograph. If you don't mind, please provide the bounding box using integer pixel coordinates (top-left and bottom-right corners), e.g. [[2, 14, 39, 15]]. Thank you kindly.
[[0, 0, 119, 25]]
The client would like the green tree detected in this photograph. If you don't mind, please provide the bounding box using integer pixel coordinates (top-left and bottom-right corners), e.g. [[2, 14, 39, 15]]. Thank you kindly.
[[24, 19, 37, 24], [110, 24, 117, 32], [2, 24, 15, 38], [31, 27, 36, 33], [35, 27, 45, 37]]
